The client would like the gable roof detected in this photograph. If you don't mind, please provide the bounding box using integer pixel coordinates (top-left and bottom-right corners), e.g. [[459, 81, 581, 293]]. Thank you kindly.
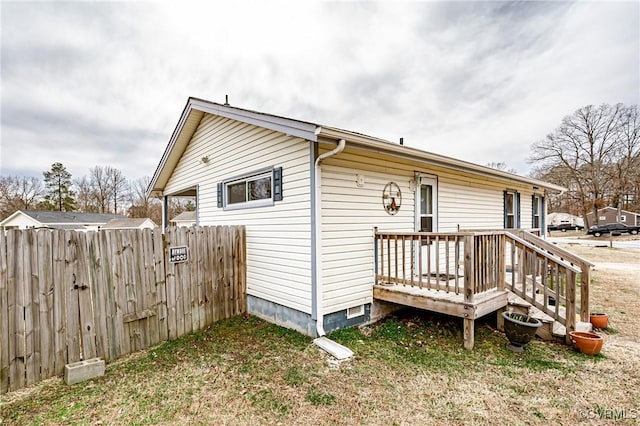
[[1, 210, 126, 226], [149, 97, 565, 195], [171, 211, 196, 222], [19, 210, 126, 224], [586, 207, 640, 217]]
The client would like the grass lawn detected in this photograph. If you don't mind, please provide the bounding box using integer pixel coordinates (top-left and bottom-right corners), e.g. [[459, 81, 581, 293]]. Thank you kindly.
[[1, 245, 638, 425]]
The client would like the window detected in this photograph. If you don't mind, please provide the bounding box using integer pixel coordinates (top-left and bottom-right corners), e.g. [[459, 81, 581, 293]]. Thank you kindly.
[[532, 195, 544, 229], [504, 190, 520, 229], [218, 167, 282, 210], [620, 215, 626, 222]]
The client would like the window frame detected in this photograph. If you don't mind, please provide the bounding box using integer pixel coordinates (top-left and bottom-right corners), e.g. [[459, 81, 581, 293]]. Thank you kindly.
[[415, 175, 438, 233], [504, 190, 521, 229], [532, 194, 544, 230], [222, 168, 275, 211]]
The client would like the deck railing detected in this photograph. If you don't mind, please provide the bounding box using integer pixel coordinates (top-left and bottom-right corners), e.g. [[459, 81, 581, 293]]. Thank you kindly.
[[374, 231, 506, 303], [508, 231, 594, 323], [374, 229, 592, 342]]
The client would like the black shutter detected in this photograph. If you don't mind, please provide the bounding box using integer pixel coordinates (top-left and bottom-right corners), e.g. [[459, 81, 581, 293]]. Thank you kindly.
[[531, 195, 536, 228], [503, 190, 508, 228], [217, 182, 223, 208], [541, 196, 546, 233], [273, 167, 283, 201], [516, 192, 521, 228]]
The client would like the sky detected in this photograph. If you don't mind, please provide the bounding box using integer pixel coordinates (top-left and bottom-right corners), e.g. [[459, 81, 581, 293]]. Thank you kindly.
[[1, 1, 638, 184]]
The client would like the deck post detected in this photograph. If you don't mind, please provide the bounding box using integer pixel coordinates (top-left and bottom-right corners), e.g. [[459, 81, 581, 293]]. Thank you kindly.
[[580, 263, 590, 322], [565, 269, 577, 345], [463, 317, 474, 350], [463, 235, 475, 303], [373, 227, 378, 285], [497, 233, 505, 291], [463, 235, 476, 350]]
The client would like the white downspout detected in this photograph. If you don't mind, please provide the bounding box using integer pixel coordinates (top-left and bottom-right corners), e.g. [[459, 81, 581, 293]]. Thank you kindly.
[[314, 138, 346, 337]]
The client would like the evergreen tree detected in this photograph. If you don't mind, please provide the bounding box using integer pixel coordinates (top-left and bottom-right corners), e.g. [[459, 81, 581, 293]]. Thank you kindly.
[[42, 162, 76, 211]]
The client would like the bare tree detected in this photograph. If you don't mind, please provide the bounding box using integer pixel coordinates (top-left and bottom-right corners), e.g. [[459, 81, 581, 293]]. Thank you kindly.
[[74, 176, 99, 212], [530, 104, 624, 227], [609, 105, 640, 213], [129, 176, 162, 223], [486, 162, 518, 174], [106, 166, 129, 214], [89, 166, 111, 213], [0, 176, 44, 219]]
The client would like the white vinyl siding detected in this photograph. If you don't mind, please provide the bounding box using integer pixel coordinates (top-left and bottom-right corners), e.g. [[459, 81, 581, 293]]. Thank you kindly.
[[164, 114, 313, 313], [319, 145, 539, 315]]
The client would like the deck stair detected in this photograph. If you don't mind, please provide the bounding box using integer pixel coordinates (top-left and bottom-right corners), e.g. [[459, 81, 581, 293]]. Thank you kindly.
[[374, 229, 594, 349], [506, 291, 592, 341]]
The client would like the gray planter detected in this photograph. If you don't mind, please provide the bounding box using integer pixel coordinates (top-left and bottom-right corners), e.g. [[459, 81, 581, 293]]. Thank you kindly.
[[502, 311, 542, 352]]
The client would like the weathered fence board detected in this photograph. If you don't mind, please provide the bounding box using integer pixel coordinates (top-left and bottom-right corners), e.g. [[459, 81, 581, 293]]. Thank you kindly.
[[0, 225, 245, 395], [0, 230, 9, 394]]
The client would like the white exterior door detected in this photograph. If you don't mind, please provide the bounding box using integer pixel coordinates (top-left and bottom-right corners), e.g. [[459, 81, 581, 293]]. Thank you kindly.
[[415, 175, 438, 233], [415, 176, 438, 275]]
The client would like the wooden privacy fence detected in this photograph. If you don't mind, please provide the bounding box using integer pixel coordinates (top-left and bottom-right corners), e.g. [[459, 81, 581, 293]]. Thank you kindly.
[[0, 225, 246, 395]]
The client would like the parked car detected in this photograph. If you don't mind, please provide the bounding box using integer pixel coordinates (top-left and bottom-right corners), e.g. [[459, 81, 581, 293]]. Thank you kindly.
[[547, 222, 584, 232], [587, 223, 640, 237]]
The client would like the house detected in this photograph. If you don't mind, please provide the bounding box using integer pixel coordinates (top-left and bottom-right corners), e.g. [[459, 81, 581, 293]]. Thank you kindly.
[[547, 212, 584, 228], [0, 210, 127, 232], [148, 97, 574, 347], [101, 218, 158, 230], [170, 211, 197, 227], [586, 206, 640, 227]]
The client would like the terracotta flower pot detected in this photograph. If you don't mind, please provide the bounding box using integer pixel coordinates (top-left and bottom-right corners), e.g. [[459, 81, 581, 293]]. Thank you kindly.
[[589, 313, 609, 329], [502, 311, 542, 352], [569, 331, 603, 355]]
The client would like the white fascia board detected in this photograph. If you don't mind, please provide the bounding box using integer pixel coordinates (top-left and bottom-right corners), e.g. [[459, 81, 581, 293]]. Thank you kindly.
[[148, 99, 201, 196], [189, 98, 318, 142], [0, 210, 41, 227], [315, 126, 566, 193], [147, 98, 319, 196]]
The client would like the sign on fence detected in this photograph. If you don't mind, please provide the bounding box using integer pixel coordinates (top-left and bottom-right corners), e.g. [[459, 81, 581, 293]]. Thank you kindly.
[[168, 245, 189, 263]]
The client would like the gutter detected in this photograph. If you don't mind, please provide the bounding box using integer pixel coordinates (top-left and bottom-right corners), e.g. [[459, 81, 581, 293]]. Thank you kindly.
[[315, 126, 566, 193], [313, 137, 346, 337]]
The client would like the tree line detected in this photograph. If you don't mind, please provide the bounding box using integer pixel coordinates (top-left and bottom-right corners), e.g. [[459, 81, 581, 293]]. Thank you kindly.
[[0, 162, 193, 224], [529, 103, 639, 227]]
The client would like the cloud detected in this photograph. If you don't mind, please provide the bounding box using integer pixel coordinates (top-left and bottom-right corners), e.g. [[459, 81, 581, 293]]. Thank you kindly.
[[1, 1, 638, 181]]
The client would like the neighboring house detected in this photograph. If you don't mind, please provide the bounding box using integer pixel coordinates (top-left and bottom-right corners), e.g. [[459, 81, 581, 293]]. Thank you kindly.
[[547, 212, 584, 227], [586, 206, 640, 227], [0, 210, 126, 232], [101, 218, 158, 230], [148, 97, 564, 338], [170, 211, 197, 227]]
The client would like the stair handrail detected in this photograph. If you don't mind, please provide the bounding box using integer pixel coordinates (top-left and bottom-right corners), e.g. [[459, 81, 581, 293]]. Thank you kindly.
[[504, 232, 580, 274], [518, 231, 595, 267]]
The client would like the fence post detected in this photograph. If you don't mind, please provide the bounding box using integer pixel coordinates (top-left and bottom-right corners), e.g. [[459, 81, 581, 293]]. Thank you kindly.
[[0, 230, 9, 394]]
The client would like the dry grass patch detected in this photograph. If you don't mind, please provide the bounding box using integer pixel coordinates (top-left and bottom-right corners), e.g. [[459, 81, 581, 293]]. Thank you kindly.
[[1, 245, 639, 425]]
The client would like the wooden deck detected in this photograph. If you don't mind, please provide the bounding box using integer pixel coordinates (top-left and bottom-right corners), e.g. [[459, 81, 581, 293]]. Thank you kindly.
[[374, 229, 593, 350], [373, 284, 508, 320]]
